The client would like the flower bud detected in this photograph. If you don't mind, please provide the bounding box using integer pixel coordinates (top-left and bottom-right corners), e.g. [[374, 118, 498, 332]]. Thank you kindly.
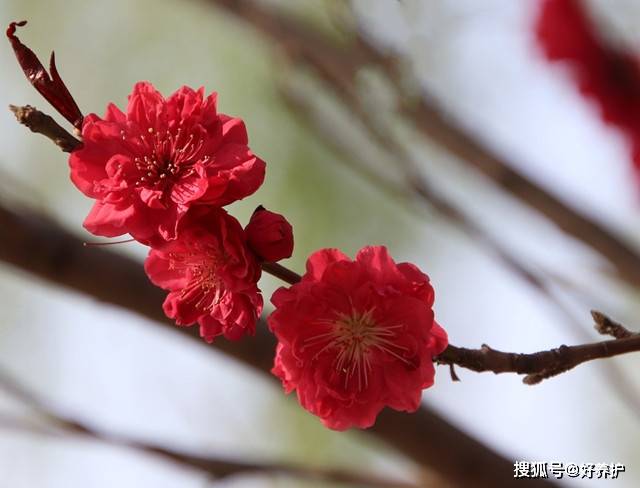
[[7, 21, 83, 129], [245, 206, 293, 262]]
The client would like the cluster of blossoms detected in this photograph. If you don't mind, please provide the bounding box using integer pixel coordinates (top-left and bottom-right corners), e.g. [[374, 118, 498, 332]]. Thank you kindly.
[[8, 21, 449, 430], [70, 81, 291, 341], [536, 0, 640, 174]]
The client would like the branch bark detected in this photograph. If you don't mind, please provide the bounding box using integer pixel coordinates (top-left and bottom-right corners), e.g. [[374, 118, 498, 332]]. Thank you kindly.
[[437, 331, 640, 385], [9, 105, 81, 152]]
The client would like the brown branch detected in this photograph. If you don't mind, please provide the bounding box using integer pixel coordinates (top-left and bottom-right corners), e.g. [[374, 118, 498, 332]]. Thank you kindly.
[[277, 70, 581, 328], [262, 261, 302, 284], [9, 105, 81, 152], [0, 201, 556, 487], [0, 202, 276, 372], [206, 0, 640, 291], [0, 370, 418, 488], [437, 333, 640, 385]]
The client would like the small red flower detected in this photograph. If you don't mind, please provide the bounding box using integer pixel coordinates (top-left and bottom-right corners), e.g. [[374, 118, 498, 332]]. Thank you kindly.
[[245, 206, 294, 262], [69, 82, 266, 245], [144, 207, 263, 342], [268, 246, 448, 430]]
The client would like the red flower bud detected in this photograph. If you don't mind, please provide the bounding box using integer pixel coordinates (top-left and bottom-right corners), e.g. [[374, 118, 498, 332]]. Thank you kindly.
[[245, 206, 293, 262], [7, 21, 83, 130]]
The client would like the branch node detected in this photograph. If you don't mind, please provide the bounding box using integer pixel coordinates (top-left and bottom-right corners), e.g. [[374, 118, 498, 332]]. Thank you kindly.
[[592, 310, 634, 339]]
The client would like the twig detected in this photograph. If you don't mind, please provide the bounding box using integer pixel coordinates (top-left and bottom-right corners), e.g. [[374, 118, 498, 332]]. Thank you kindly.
[[9, 105, 81, 152], [437, 312, 640, 384], [592, 310, 634, 339], [277, 70, 582, 331], [262, 261, 302, 284], [0, 369, 418, 488]]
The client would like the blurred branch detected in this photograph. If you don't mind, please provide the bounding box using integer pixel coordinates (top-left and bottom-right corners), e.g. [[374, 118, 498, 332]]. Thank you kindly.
[[205, 0, 640, 291], [9, 105, 81, 152], [278, 70, 580, 330], [437, 311, 640, 384], [0, 200, 555, 487], [0, 369, 418, 488], [0, 202, 276, 371]]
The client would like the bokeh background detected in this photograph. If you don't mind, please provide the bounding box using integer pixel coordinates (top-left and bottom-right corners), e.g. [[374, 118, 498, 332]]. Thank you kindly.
[[1, 0, 639, 486]]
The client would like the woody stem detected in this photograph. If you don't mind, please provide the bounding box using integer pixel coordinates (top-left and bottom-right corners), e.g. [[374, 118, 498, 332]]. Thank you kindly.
[[9, 105, 81, 152], [261, 262, 301, 284]]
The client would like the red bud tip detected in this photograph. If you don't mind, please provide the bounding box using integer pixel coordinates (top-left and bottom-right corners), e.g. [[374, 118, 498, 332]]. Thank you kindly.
[[6, 20, 83, 130]]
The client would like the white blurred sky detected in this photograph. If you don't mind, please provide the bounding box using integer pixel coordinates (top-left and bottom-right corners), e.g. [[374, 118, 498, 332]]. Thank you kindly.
[[1, 0, 640, 486]]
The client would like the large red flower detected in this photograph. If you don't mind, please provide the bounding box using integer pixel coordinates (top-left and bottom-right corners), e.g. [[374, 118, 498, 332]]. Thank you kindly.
[[69, 81, 265, 245], [144, 207, 263, 342], [268, 246, 448, 430]]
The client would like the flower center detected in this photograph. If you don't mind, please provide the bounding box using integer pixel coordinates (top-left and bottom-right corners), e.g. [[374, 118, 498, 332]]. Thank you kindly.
[[122, 126, 210, 191], [305, 308, 408, 391], [168, 246, 228, 312]]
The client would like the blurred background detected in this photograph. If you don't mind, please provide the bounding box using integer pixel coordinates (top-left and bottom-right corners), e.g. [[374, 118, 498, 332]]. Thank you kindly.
[[1, 0, 640, 486]]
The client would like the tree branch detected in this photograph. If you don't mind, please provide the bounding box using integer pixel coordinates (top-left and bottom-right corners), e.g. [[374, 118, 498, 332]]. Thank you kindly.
[[7, 61, 630, 485], [437, 314, 640, 385], [9, 105, 81, 152], [262, 261, 302, 284]]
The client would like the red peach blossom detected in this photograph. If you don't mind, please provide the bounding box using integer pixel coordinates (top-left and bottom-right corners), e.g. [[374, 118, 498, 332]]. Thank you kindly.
[[244, 206, 294, 262], [69, 81, 265, 245], [144, 207, 263, 342], [268, 246, 448, 430]]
